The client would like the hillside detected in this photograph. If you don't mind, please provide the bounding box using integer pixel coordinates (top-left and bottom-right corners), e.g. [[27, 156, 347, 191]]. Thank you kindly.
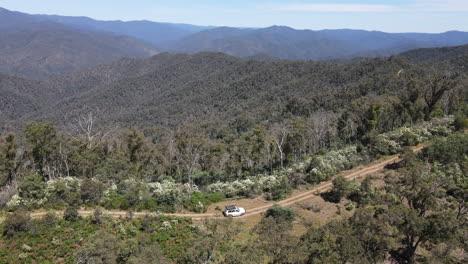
[[10, 52, 415, 127], [0, 8, 160, 79], [400, 44, 468, 63], [0, 7, 211, 44], [0, 74, 44, 120], [35, 13, 212, 44]]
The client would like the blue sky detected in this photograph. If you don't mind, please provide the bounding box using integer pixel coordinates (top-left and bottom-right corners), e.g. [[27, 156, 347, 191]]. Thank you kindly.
[[1, 0, 467, 33]]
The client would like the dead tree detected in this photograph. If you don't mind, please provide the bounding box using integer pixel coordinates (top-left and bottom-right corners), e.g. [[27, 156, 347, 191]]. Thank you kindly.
[[64, 112, 114, 149], [270, 123, 291, 169]]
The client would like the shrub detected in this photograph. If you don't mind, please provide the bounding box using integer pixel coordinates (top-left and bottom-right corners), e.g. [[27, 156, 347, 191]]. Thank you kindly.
[[299, 201, 321, 213], [423, 134, 468, 164], [137, 198, 158, 211], [430, 108, 445, 118], [265, 205, 296, 223], [80, 178, 104, 205], [43, 211, 58, 227], [453, 114, 468, 131], [367, 133, 401, 156], [264, 176, 292, 201], [102, 191, 130, 210], [155, 190, 180, 213], [75, 230, 122, 264], [3, 209, 32, 237], [92, 208, 103, 224], [193, 171, 223, 186], [17, 173, 47, 208], [400, 130, 419, 146], [45, 177, 82, 206], [323, 176, 359, 203], [183, 192, 225, 213], [345, 201, 355, 211], [305, 146, 367, 184], [63, 206, 80, 222]]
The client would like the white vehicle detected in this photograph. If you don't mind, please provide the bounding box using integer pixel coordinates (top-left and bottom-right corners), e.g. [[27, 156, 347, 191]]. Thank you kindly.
[[223, 205, 246, 217]]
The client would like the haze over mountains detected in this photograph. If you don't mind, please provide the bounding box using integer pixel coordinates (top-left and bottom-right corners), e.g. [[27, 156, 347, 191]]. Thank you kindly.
[[1, 7, 468, 79], [161, 26, 468, 60], [0, 8, 160, 79]]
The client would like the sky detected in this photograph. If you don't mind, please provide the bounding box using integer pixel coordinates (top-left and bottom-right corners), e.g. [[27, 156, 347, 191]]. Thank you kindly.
[[1, 0, 467, 33]]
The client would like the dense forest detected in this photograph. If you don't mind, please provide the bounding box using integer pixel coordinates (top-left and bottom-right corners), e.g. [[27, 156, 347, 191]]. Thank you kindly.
[[0, 43, 467, 263]]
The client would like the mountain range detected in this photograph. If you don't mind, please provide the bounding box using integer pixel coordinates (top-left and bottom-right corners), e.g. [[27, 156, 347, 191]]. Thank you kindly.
[[1, 7, 468, 79], [161, 26, 468, 60], [1, 43, 467, 132]]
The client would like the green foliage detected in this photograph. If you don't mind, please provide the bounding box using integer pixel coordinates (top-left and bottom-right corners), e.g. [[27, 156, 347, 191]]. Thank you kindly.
[[453, 114, 468, 130], [80, 178, 105, 205], [323, 176, 360, 203], [102, 190, 130, 210], [0, 213, 193, 263], [345, 201, 355, 211], [2, 209, 32, 238], [183, 192, 225, 213], [43, 211, 58, 227], [400, 130, 419, 146], [423, 133, 468, 164], [75, 230, 122, 264], [265, 205, 296, 223], [430, 107, 445, 118], [306, 145, 367, 184], [23, 121, 58, 179], [16, 173, 46, 208], [264, 176, 292, 201], [365, 103, 383, 132], [0, 133, 18, 186], [63, 206, 80, 222]]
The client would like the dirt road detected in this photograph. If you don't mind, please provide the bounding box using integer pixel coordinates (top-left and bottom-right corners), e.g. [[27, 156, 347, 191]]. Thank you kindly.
[[30, 145, 425, 220]]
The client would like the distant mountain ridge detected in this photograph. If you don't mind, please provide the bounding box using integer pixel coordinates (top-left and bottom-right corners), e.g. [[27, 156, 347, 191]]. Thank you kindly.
[[35, 14, 213, 44], [162, 26, 468, 60], [1, 7, 468, 79], [0, 8, 161, 79], [0, 7, 212, 44]]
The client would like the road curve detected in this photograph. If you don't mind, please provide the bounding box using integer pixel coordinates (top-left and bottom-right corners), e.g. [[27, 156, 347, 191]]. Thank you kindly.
[[30, 145, 425, 220]]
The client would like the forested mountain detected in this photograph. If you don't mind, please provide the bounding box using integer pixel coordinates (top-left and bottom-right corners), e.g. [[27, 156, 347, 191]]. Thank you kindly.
[[400, 44, 468, 63], [0, 7, 211, 44], [0, 53, 411, 125], [0, 6, 468, 74], [0, 50, 465, 133], [162, 26, 468, 60], [32, 53, 411, 126], [0, 74, 44, 120], [0, 9, 159, 79], [35, 13, 212, 44]]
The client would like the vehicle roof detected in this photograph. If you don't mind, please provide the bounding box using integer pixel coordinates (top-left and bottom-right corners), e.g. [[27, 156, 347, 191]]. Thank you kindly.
[[225, 205, 237, 210]]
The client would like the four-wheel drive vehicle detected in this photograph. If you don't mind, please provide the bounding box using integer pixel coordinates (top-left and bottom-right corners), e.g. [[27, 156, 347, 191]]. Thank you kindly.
[[223, 205, 246, 217]]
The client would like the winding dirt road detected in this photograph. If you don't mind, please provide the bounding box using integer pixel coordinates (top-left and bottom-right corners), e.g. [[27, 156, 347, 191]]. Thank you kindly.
[[30, 145, 425, 220]]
